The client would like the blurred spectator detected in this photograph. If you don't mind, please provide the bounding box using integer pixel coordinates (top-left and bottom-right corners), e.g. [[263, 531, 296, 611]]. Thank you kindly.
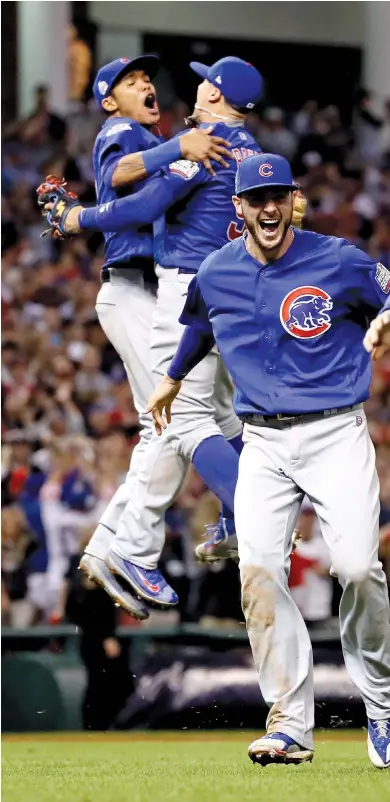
[[380, 100, 390, 162], [1, 505, 37, 626], [289, 502, 332, 628], [292, 100, 318, 137], [260, 107, 297, 161], [321, 105, 352, 166], [67, 24, 92, 105], [1, 82, 390, 630], [353, 89, 383, 166], [4, 85, 67, 148]]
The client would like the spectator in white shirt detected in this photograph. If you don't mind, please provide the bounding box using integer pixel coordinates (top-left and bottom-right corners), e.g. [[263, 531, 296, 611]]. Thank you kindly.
[[289, 500, 332, 628]]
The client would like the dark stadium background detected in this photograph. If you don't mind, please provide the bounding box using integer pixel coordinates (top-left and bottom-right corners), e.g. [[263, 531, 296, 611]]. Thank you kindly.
[[2, 1, 390, 734]]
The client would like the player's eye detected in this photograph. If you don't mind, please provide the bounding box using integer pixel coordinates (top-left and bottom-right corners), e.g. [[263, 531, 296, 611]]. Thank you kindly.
[[273, 191, 289, 202]]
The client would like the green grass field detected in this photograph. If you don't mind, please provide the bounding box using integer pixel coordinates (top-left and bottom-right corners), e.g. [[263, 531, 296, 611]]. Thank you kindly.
[[2, 732, 390, 802]]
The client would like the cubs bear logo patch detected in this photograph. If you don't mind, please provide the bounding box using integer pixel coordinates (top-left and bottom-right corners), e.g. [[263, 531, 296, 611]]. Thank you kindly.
[[280, 286, 333, 339]]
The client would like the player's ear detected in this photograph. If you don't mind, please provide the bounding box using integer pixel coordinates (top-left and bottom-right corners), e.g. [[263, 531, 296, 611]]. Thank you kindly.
[[232, 195, 243, 216], [208, 84, 222, 105], [102, 94, 118, 114]]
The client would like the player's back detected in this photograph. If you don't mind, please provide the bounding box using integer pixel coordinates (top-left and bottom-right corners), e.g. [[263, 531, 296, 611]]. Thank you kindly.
[[93, 117, 160, 266], [156, 122, 261, 272]]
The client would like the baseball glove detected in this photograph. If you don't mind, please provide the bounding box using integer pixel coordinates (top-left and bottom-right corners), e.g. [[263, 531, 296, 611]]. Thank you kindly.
[[292, 191, 307, 229], [36, 175, 80, 239]]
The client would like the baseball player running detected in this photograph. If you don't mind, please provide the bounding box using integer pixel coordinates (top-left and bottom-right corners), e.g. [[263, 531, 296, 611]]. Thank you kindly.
[[38, 55, 236, 620], [146, 153, 390, 769]]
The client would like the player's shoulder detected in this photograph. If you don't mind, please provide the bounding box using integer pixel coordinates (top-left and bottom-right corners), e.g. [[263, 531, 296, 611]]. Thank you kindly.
[[293, 228, 344, 254], [98, 117, 141, 140], [294, 229, 376, 268], [210, 121, 260, 150]]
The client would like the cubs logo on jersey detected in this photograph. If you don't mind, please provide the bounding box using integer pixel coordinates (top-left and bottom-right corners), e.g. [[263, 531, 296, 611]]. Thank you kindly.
[[280, 286, 333, 339]]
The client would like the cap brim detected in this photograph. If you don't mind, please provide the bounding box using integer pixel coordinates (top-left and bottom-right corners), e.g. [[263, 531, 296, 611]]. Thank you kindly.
[[189, 61, 209, 80], [110, 54, 160, 92], [236, 182, 297, 196]]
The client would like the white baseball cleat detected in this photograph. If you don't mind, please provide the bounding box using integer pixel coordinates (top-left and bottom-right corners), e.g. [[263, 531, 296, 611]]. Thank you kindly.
[[248, 732, 314, 766], [367, 718, 390, 769]]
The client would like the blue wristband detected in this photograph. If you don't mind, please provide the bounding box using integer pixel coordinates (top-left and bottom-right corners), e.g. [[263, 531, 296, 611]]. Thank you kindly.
[[79, 207, 98, 231], [142, 138, 182, 176]]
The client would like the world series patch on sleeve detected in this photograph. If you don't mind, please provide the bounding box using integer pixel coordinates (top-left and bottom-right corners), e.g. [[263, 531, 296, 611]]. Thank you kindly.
[[169, 160, 200, 180], [375, 262, 390, 294]]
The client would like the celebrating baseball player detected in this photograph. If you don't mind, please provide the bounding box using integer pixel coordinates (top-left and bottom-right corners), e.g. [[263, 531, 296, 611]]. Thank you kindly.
[[38, 57, 306, 617], [37, 55, 240, 620], [145, 153, 390, 769]]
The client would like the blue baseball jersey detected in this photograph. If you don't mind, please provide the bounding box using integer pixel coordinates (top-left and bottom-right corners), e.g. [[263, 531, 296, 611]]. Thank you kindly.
[[93, 117, 161, 266], [180, 230, 390, 416], [153, 121, 262, 272]]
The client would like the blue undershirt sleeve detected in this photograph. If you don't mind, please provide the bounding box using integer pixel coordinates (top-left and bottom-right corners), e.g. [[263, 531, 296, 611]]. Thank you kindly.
[[168, 326, 215, 381], [79, 164, 208, 232]]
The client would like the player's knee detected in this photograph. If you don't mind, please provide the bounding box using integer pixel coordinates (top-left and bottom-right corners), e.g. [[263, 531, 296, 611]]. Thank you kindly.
[[239, 548, 285, 576], [215, 413, 242, 442], [180, 421, 224, 461], [332, 557, 371, 584]]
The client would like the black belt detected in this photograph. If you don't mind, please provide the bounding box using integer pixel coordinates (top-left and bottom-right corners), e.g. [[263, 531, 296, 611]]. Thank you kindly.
[[178, 268, 197, 275], [241, 404, 361, 430], [101, 257, 151, 283]]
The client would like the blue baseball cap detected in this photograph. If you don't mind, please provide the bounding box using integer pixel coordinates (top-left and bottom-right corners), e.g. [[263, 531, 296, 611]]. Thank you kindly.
[[235, 153, 297, 195], [93, 55, 160, 107], [190, 56, 263, 111]]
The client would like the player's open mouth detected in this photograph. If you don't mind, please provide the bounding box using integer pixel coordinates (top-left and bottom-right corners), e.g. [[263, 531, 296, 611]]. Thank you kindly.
[[259, 219, 280, 235], [144, 92, 158, 112]]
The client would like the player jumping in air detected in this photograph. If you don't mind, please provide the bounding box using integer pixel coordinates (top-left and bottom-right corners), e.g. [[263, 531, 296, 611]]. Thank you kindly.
[[38, 58, 305, 615]]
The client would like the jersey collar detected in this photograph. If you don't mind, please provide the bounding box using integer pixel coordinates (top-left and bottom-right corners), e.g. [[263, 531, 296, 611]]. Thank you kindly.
[[242, 228, 298, 270]]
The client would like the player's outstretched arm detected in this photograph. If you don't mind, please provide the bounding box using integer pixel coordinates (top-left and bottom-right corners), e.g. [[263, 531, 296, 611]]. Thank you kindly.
[[39, 164, 209, 238], [146, 324, 215, 435], [363, 309, 390, 360], [41, 175, 175, 237], [112, 127, 231, 188]]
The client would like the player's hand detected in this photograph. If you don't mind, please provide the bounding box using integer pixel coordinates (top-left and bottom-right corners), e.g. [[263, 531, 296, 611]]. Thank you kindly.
[[363, 310, 390, 361], [36, 175, 82, 239], [145, 375, 182, 436], [43, 202, 83, 236], [291, 529, 301, 552], [179, 127, 232, 175], [292, 191, 307, 229]]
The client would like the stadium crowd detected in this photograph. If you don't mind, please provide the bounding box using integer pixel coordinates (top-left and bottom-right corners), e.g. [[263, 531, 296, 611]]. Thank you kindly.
[[2, 84, 390, 633]]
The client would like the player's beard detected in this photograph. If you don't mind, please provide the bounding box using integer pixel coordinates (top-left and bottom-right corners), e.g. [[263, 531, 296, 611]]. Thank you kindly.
[[245, 211, 293, 258]]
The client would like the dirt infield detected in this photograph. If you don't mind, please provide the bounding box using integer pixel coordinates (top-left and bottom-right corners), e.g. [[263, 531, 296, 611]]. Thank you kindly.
[[3, 729, 366, 743]]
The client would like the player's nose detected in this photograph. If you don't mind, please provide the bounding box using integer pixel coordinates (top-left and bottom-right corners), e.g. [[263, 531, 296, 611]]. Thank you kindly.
[[262, 199, 278, 214]]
